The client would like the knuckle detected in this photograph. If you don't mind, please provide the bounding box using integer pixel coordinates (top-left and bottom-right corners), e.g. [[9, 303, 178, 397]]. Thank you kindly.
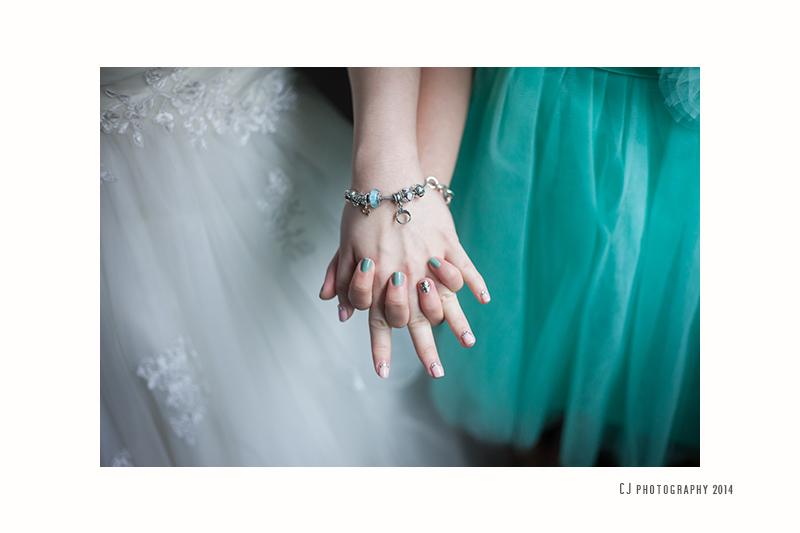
[[335, 280, 350, 295], [351, 284, 370, 299], [353, 273, 372, 289], [422, 309, 444, 327], [387, 315, 407, 328], [418, 344, 438, 360], [408, 315, 431, 329], [461, 263, 478, 278], [439, 291, 459, 306], [348, 290, 369, 310], [385, 294, 406, 308], [419, 298, 440, 314], [369, 316, 391, 331], [449, 277, 464, 291]]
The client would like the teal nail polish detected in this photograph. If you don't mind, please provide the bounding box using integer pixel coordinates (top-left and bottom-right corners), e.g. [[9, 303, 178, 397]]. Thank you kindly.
[[429, 257, 441, 268], [361, 258, 373, 272], [392, 272, 404, 286]]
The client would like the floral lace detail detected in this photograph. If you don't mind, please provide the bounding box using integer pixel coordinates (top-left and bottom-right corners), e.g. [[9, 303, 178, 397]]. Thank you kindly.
[[111, 448, 135, 467], [137, 336, 207, 446], [257, 169, 313, 260], [101, 68, 295, 149], [100, 162, 116, 183]]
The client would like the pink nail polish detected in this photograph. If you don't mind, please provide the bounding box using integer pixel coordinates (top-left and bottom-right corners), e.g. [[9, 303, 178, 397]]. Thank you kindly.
[[338, 305, 348, 323], [461, 330, 475, 347], [430, 362, 444, 378], [378, 362, 390, 379], [480, 290, 491, 303]]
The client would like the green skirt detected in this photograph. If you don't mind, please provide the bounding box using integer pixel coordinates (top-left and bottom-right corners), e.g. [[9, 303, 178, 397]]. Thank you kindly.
[[432, 67, 700, 467]]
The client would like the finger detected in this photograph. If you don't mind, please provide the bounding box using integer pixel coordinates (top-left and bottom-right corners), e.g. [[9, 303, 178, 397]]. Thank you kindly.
[[439, 287, 476, 348], [384, 272, 410, 328], [417, 277, 444, 326], [320, 250, 339, 300], [335, 252, 357, 322], [348, 258, 375, 310], [369, 305, 393, 378], [446, 246, 491, 304], [427, 256, 464, 293], [407, 314, 445, 378]]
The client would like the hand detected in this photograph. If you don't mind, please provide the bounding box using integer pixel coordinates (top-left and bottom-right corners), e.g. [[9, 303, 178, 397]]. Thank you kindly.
[[320, 164, 490, 379]]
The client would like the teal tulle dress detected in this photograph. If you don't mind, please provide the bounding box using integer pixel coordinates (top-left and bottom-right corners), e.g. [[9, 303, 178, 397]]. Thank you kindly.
[[432, 67, 700, 467]]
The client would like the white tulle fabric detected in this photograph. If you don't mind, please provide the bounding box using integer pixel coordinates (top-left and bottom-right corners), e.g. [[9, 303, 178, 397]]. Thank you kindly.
[[100, 68, 475, 466]]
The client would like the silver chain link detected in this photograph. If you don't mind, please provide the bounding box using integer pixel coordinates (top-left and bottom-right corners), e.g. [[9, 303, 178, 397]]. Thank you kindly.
[[344, 176, 453, 224]]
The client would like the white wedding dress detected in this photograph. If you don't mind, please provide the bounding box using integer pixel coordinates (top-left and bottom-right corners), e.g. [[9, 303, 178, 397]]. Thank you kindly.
[[100, 67, 488, 466]]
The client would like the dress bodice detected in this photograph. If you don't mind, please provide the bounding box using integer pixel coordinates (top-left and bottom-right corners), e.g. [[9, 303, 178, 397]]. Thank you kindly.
[[100, 67, 295, 149]]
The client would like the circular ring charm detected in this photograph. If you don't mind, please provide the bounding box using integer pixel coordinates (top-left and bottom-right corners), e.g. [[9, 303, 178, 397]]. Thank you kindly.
[[395, 207, 411, 225]]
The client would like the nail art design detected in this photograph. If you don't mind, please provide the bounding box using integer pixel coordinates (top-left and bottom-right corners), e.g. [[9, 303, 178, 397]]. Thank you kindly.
[[392, 272, 404, 286], [361, 258, 373, 272], [378, 362, 390, 379], [430, 361, 444, 378], [419, 280, 431, 293], [338, 305, 347, 323], [480, 290, 491, 303], [461, 329, 476, 347], [429, 257, 441, 268]]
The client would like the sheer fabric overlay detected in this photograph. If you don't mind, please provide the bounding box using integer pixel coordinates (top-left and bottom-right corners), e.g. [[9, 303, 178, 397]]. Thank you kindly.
[[432, 67, 700, 467], [100, 68, 479, 466]]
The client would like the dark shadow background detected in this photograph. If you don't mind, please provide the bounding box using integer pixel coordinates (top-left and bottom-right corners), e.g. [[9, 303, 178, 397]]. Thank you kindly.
[[298, 68, 354, 124]]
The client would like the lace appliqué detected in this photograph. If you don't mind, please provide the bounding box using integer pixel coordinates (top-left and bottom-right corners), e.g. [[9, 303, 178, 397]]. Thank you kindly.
[[111, 448, 135, 467], [257, 169, 313, 260], [100, 162, 116, 183], [137, 336, 207, 446], [101, 68, 296, 149]]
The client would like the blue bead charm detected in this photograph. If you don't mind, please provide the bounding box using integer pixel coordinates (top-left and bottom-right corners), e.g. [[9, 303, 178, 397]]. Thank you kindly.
[[369, 189, 380, 208], [345, 178, 451, 224]]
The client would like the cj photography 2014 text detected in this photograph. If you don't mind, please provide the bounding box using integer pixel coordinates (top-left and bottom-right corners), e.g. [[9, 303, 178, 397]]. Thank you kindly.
[[620, 484, 733, 495]]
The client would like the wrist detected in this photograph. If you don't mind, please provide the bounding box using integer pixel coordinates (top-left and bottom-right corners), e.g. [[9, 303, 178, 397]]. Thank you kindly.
[[351, 144, 421, 190]]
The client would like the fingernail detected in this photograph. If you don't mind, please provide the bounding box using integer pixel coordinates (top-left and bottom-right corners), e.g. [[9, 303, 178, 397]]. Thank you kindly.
[[461, 330, 475, 347], [429, 257, 441, 268], [419, 280, 431, 293], [378, 362, 390, 379], [480, 290, 491, 303], [430, 362, 444, 378], [338, 305, 348, 322], [392, 272, 404, 286], [360, 258, 373, 272]]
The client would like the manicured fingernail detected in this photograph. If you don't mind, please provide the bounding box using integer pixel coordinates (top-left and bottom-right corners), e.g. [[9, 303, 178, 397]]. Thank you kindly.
[[429, 257, 441, 268], [338, 305, 348, 322], [360, 258, 373, 272], [419, 280, 431, 293], [392, 272, 404, 286], [480, 290, 491, 303], [378, 362, 390, 379], [430, 362, 444, 378], [461, 330, 475, 347]]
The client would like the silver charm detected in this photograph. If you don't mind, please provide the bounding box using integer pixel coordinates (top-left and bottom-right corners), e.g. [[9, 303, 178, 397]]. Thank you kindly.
[[395, 207, 411, 224], [344, 178, 453, 224]]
